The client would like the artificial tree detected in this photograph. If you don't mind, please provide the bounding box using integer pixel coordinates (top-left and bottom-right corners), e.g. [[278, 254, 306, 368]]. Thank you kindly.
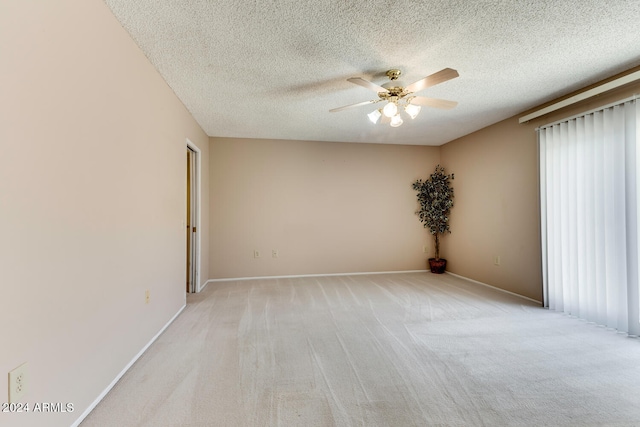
[[412, 165, 454, 272]]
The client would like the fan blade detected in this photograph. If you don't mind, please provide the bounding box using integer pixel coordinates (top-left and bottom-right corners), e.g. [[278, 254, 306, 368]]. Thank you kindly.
[[404, 68, 459, 94], [347, 77, 389, 93], [410, 96, 458, 110], [329, 100, 378, 113]]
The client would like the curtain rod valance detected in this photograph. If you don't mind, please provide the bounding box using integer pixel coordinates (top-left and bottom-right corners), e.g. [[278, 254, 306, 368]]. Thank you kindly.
[[536, 94, 639, 131]]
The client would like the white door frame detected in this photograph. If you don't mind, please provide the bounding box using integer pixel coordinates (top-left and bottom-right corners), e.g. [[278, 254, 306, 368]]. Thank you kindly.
[[186, 139, 202, 292]]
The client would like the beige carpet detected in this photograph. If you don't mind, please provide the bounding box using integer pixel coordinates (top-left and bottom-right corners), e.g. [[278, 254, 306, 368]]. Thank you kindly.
[[81, 273, 640, 426]]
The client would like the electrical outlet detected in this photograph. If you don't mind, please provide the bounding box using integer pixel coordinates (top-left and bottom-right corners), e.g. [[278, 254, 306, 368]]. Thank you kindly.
[[494, 255, 501, 266], [272, 249, 278, 258], [145, 289, 150, 304], [254, 250, 261, 258], [423, 245, 428, 253], [8, 363, 28, 403]]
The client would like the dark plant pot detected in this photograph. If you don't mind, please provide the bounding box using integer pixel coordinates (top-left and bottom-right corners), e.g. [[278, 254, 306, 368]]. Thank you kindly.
[[428, 258, 447, 274]]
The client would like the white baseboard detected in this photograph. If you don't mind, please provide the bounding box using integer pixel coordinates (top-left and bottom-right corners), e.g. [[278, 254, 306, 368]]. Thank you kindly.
[[71, 304, 187, 427], [445, 272, 542, 304], [203, 270, 429, 286], [203, 271, 541, 305]]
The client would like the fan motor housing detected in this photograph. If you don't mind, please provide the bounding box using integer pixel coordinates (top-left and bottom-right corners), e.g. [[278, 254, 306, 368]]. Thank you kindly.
[[379, 87, 406, 100]]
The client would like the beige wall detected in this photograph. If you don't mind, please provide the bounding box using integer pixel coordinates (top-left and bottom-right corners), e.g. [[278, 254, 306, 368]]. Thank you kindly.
[[0, 1, 208, 426], [440, 75, 640, 302], [440, 117, 542, 300], [209, 138, 440, 279]]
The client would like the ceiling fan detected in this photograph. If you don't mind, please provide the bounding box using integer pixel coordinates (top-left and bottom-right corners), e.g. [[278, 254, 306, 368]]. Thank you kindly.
[[330, 68, 459, 127]]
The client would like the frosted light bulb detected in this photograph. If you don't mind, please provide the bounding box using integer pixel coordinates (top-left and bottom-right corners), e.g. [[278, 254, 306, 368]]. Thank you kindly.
[[405, 103, 421, 119], [390, 114, 403, 127], [368, 109, 382, 124], [382, 102, 398, 118]]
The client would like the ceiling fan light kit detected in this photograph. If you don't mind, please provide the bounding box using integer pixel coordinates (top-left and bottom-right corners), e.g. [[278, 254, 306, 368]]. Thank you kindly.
[[330, 68, 459, 128]]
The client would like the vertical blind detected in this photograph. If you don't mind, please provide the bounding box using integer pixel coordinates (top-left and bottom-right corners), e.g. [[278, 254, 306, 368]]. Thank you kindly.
[[539, 98, 640, 336]]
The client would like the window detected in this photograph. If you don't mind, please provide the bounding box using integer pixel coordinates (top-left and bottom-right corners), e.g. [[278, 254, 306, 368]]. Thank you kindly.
[[539, 98, 640, 335]]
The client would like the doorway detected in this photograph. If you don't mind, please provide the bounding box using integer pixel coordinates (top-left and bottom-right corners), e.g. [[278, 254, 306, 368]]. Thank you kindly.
[[186, 142, 200, 293]]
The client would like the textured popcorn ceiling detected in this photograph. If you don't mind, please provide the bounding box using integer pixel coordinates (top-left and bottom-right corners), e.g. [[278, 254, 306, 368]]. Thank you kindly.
[[103, 0, 640, 146]]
